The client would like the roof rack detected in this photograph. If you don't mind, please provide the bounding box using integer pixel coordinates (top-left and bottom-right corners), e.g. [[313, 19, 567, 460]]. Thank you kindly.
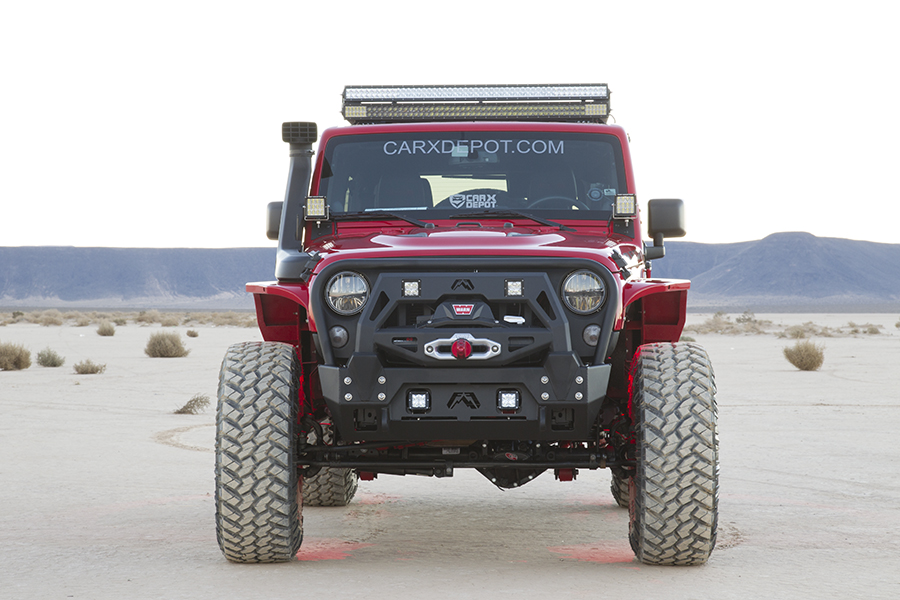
[[342, 84, 610, 125]]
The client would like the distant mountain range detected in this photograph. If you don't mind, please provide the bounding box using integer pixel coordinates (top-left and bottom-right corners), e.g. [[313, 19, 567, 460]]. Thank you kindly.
[[0, 247, 274, 309], [1, 233, 898, 311], [651, 232, 900, 311]]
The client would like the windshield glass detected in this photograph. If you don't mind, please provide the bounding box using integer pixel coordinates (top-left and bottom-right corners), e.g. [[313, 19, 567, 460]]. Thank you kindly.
[[316, 131, 626, 219]]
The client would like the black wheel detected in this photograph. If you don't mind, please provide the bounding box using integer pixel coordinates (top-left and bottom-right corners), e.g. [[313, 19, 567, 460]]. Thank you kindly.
[[303, 422, 359, 507], [215, 342, 303, 563], [610, 471, 630, 508], [628, 342, 718, 565]]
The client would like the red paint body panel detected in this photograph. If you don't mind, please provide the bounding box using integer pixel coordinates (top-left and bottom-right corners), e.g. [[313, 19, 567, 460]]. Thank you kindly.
[[619, 279, 690, 341], [248, 282, 315, 338], [251, 227, 690, 341], [308, 227, 637, 277], [252, 120, 688, 345]]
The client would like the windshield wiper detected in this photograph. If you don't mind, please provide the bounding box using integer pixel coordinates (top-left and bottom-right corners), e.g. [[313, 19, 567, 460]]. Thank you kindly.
[[453, 210, 575, 232], [334, 211, 430, 228]]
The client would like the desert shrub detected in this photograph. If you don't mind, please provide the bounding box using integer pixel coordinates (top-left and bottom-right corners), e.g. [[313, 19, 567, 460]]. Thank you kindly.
[[684, 313, 729, 334], [160, 315, 180, 327], [97, 321, 116, 336], [37, 309, 64, 327], [73, 314, 92, 327], [12, 311, 24, 319], [735, 311, 755, 324], [778, 321, 835, 339], [37, 347, 65, 367], [680, 335, 696, 342], [782, 325, 808, 339], [186, 329, 199, 338], [182, 311, 255, 327], [136, 309, 162, 325], [0, 342, 32, 370], [684, 311, 772, 335], [783, 340, 825, 371], [209, 312, 256, 327], [840, 321, 881, 336], [73, 359, 106, 374], [145, 331, 190, 358], [114, 317, 128, 326], [174, 393, 210, 415]]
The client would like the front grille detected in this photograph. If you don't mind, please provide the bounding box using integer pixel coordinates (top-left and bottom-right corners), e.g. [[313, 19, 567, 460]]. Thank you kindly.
[[311, 257, 618, 370], [376, 298, 540, 329]]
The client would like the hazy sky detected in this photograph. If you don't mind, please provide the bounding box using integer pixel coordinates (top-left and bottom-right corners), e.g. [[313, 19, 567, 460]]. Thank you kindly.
[[2, 1, 898, 248]]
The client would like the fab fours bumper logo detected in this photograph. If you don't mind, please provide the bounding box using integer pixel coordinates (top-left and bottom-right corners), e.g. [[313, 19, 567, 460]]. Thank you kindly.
[[450, 193, 497, 209]]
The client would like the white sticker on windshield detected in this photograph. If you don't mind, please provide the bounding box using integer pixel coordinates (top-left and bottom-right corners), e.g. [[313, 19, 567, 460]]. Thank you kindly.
[[450, 194, 497, 209], [451, 144, 469, 157], [604, 188, 616, 196]]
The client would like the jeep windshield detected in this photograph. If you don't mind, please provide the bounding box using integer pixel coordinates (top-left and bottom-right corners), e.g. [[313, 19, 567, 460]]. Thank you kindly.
[[316, 131, 627, 221]]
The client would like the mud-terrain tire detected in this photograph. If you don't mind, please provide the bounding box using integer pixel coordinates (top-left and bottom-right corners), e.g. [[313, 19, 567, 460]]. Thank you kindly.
[[628, 342, 718, 566], [610, 472, 630, 508], [215, 342, 303, 563], [303, 422, 359, 507]]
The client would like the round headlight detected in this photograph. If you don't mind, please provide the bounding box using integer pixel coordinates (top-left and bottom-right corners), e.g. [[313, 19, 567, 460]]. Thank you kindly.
[[326, 272, 369, 315], [562, 270, 606, 314]]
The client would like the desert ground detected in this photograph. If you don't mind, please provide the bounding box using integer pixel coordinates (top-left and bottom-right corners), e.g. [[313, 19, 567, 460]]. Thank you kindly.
[[1, 312, 898, 599]]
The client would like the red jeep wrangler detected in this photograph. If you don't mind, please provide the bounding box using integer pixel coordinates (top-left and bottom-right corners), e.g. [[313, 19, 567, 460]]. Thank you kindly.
[[215, 84, 718, 566]]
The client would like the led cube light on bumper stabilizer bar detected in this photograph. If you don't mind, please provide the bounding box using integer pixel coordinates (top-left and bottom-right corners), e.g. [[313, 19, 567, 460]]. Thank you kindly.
[[342, 84, 610, 124]]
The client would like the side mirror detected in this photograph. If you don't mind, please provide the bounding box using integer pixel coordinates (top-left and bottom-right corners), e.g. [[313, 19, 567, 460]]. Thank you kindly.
[[645, 199, 685, 260], [266, 202, 283, 241]]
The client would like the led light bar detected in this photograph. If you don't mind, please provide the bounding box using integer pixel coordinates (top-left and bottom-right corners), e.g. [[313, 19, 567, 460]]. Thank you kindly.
[[344, 102, 607, 123], [344, 84, 608, 102], [342, 84, 610, 124]]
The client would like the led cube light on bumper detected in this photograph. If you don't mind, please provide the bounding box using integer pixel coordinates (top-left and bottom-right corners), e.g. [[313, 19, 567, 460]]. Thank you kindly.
[[498, 390, 521, 411], [408, 390, 431, 413], [402, 280, 421, 297]]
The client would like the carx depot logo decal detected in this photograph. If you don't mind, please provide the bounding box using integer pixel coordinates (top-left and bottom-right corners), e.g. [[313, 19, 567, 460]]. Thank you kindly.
[[449, 193, 497, 209]]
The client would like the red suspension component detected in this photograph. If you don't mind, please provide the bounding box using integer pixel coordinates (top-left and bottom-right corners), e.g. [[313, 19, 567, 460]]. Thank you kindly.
[[555, 468, 578, 482]]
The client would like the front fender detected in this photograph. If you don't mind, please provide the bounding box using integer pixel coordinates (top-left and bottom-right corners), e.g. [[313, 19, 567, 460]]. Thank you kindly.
[[247, 281, 313, 344], [619, 279, 690, 343]]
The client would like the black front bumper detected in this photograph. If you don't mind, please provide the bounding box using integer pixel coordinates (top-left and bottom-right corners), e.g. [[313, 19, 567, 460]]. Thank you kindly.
[[309, 257, 619, 442], [318, 361, 610, 442]]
